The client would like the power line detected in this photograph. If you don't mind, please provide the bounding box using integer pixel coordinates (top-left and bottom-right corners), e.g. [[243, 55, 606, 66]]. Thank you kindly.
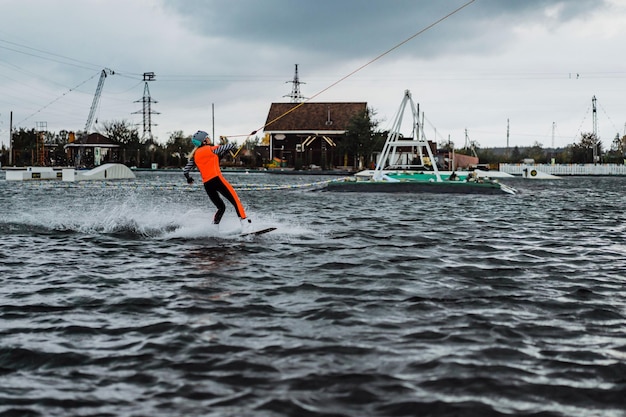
[[16, 71, 102, 126], [0, 38, 145, 79], [0, 39, 102, 72], [239, 0, 477, 138]]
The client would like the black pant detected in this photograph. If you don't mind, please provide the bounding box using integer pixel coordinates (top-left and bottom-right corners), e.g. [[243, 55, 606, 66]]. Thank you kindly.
[[203, 176, 243, 224]]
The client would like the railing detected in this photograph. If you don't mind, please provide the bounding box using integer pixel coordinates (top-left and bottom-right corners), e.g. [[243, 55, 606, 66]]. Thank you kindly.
[[499, 163, 626, 176]]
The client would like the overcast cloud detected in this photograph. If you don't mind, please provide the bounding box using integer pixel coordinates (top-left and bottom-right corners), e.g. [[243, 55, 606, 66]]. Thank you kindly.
[[1, 0, 624, 150]]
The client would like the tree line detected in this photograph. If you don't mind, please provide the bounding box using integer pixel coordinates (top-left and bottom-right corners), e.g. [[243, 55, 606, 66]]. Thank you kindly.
[[341, 108, 626, 168], [2, 114, 625, 169], [466, 131, 626, 165], [0, 120, 261, 168]]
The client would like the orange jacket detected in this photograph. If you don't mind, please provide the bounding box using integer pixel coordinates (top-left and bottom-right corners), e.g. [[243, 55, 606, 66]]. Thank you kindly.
[[193, 144, 235, 183]]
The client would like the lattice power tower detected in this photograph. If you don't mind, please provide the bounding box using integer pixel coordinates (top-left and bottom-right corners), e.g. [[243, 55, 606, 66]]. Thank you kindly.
[[284, 64, 307, 103], [134, 72, 159, 140]]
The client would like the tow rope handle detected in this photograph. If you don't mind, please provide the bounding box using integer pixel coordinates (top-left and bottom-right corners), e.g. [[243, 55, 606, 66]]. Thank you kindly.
[[228, 131, 257, 158]]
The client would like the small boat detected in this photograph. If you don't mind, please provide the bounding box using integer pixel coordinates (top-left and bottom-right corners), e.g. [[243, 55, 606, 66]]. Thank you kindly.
[[327, 90, 516, 195]]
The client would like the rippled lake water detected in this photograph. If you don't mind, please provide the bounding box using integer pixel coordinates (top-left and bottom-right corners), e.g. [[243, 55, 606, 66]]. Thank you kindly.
[[1, 171, 625, 417]]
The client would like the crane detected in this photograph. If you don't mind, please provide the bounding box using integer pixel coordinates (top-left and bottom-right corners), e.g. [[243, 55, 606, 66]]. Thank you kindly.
[[84, 68, 114, 134]]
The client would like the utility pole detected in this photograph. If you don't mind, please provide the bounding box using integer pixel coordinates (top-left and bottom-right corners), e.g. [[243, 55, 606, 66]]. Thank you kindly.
[[464, 128, 477, 158], [506, 118, 510, 156], [134, 72, 159, 140], [9, 111, 12, 165], [592, 95, 598, 163]]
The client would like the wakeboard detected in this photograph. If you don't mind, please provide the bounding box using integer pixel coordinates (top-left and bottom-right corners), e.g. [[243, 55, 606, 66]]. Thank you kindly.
[[240, 227, 277, 237]]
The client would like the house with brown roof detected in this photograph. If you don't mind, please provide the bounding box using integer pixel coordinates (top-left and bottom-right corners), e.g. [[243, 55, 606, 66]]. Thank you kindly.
[[263, 102, 367, 170]]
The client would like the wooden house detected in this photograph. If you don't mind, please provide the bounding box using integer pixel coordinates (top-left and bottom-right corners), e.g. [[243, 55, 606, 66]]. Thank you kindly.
[[263, 102, 367, 170]]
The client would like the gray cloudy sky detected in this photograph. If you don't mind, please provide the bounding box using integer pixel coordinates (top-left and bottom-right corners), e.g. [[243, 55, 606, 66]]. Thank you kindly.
[[1, 0, 624, 149]]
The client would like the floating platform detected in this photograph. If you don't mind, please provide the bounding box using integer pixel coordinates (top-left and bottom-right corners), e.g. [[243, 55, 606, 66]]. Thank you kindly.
[[5, 166, 63, 181], [5, 164, 136, 182], [326, 177, 516, 195], [334, 91, 517, 195]]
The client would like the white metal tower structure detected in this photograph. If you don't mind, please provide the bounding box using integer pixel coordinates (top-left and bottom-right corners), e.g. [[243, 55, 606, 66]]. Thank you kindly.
[[134, 72, 159, 140], [373, 90, 441, 182], [85, 69, 114, 134], [284, 64, 307, 103]]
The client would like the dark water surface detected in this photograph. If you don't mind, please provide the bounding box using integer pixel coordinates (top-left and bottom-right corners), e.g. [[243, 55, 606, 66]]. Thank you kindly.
[[1, 172, 625, 417]]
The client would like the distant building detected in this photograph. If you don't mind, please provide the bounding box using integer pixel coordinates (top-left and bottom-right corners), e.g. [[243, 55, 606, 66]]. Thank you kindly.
[[64, 133, 120, 167], [262, 102, 367, 169], [448, 152, 479, 170]]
